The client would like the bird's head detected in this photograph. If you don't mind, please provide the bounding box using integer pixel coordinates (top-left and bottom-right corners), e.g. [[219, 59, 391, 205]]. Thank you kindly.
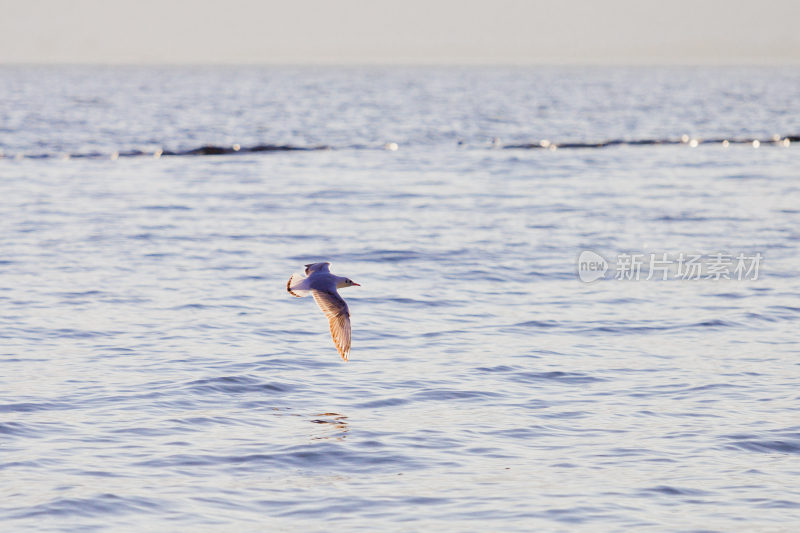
[[337, 277, 361, 289]]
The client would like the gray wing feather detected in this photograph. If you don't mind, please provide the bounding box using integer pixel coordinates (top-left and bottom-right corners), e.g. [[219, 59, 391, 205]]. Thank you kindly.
[[305, 262, 331, 275]]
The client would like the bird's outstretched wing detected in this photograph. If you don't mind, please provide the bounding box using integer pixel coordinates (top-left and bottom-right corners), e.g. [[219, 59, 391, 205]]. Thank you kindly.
[[311, 289, 351, 361], [305, 262, 331, 275]]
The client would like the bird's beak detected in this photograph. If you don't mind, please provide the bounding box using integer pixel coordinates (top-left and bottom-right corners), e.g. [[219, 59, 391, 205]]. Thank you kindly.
[[352, 282, 361, 286]]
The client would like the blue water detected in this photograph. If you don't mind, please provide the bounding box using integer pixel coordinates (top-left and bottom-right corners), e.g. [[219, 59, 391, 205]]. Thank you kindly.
[[1, 66, 799, 531]]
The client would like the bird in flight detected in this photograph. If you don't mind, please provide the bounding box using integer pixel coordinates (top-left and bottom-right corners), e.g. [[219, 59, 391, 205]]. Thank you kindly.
[[287, 262, 360, 361]]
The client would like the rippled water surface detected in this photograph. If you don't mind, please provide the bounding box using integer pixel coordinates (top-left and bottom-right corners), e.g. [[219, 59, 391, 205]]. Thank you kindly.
[[1, 67, 799, 531]]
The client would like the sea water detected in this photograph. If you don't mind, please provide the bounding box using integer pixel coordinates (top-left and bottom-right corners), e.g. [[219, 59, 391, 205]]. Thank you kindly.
[[1, 66, 799, 531]]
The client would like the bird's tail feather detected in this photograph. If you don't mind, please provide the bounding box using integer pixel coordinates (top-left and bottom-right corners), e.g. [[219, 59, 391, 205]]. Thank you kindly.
[[287, 273, 311, 297]]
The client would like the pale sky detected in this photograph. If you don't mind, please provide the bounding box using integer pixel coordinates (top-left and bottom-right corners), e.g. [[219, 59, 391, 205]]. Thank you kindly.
[[2, 0, 799, 65]]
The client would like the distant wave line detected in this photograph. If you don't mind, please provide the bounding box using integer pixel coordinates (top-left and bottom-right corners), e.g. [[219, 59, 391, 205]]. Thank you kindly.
[[500, 134, 795, 150], [1, 135, 796, 160], [0, 143, 332, 160]]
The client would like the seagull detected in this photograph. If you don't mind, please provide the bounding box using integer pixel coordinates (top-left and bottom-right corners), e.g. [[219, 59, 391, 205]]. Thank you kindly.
[[287, 262, 360, 361]]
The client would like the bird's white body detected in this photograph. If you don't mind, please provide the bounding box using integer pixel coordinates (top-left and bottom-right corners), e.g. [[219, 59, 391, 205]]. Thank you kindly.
[[287, 262, 359, 361]]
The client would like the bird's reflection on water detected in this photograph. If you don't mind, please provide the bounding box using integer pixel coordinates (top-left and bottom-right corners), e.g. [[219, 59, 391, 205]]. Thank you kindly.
[[309, 413, 349, 441], [270, 407, 349, 441]]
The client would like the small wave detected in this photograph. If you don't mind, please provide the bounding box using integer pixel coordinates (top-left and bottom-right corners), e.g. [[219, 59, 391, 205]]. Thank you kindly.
[[382, 297, 455, 308], [0, 421, 38, 436], [55, 290, 104, 298], [412, 388, 503, 401], [640, 485, 711, 496], [186, 375, 293, 394], [140, 205, 193, 211], [512, 371, 605, 384], [0, 401, 70, 413], [578, 318, 740, 335], [680, 383, 742, 393], [170, 303, 212, 311], [629, 382, 744, 400], [506, 320, 560, 329], [473, 365, 603, 384], [741, 311, 780, 323], [35, 327, 119, 339], [0, 459, 61, 471], [11, 494, 163, 519], [750, 499, 800, 509], [769, 305, 800, 315], [474, 365, 517, 373], [723, 431, 800, 454], [135, 445, 421, 472], [338, 249, 429, 263], [358, 397, 410, 408], [713, 292, 749, 299], [653, 214, 711, 222], [488, 427, 543, 439]]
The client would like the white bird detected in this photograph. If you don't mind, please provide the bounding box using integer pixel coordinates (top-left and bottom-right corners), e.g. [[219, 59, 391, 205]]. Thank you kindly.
[[287, 262, 360, 361]]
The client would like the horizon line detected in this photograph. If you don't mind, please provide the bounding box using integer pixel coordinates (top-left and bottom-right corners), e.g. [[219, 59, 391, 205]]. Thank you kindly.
[[1, 60, 799, 68]]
